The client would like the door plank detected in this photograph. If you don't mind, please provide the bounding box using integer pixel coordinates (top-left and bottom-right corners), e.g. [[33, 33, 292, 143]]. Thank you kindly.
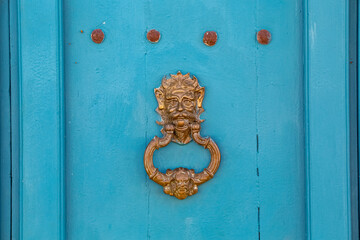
[[256, 0, 306, 239], [144, 1, 259, 239], [0, 0, 11, 238], [12, 0, 65, 239], [63, 1, 149, 239], [305, 0, 352, 239]]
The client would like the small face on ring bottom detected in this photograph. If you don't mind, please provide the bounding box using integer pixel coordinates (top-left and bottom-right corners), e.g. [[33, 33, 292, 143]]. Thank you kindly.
[[163, 168, 198, 199]]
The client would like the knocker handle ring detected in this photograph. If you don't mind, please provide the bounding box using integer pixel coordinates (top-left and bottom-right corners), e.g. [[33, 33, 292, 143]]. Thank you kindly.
[[144, 123, 221, 200], [143, 72, 221, 199]]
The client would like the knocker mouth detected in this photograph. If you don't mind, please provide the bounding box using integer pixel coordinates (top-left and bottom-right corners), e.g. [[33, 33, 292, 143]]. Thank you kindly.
[[175, 187, 189, 199], [171, 114, 194, 131], [173, 119, 189, 131]]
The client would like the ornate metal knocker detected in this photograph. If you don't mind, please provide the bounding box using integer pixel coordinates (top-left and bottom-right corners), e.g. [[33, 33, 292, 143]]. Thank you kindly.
[[144, 72, 221, 200]]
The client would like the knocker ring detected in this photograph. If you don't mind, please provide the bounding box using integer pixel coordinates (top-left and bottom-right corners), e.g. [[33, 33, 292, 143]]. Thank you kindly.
[[143, 72, 221, 200]]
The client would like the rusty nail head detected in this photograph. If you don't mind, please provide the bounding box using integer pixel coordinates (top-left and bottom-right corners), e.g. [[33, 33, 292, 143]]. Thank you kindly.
[[257, 29, 271, 45], [203, 31, 217, 46], [147, 29, 161, 43], [91, 29, 104, 44]]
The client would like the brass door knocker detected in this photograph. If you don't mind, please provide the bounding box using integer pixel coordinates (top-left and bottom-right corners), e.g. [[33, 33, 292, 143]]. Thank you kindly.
[[144, 72, 221, 199]]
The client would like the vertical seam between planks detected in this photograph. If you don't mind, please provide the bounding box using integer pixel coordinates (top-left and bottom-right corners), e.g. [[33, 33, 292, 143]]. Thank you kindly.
[[8, 0, 13, 238], [57, 0, 66, 239], [9, 0, 19, 238], [303, 0, 311, 239], [345, 0, 352, 238], [145, 1, 150, 239], [16, 0, 23, 238], [254, 0, 260, 239], [350, 0, 360, 237], [347, 0, 360, 234]]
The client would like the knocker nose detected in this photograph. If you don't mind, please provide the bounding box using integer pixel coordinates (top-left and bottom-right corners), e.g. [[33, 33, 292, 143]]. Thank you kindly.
[[177, 103, 184, 112], [179, 181, 187, 187]]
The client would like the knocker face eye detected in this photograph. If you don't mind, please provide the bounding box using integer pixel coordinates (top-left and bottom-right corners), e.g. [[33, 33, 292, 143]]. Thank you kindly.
[[181, 97, 195, 111], [165, 98, 179, 112], [165, 90, 196, 113]]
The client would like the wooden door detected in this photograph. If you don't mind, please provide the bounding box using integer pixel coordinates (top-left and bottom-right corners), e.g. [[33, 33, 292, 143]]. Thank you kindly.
[[63, 1, 304, 239], [2, 0, 354, 239]]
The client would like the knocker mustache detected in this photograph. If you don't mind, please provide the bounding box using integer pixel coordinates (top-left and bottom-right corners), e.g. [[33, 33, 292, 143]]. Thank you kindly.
[[170, 111, 194, 120], [170, 111, 196, 129]]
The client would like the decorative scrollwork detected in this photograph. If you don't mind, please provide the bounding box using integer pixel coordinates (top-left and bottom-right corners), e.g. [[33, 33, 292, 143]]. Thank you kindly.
[[144, 72, 221, 200]]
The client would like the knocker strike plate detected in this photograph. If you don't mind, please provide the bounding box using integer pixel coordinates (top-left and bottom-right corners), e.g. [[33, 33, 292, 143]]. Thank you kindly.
[[144, 72, 221, 200]]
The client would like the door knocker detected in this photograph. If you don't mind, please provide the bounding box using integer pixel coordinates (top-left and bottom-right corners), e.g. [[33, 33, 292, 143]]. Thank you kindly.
[[144, 72, 221, 199]]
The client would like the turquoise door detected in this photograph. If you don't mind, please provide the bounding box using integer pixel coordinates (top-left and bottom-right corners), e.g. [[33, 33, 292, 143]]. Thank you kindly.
[[2, 0, 355, 239], [63, 1, 305, 239]]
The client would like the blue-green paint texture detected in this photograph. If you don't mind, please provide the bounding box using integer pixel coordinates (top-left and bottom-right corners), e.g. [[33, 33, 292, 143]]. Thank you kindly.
[[4, 0, 353, 239], [0, 0, 11, 238], [63, 0, 304, 239]]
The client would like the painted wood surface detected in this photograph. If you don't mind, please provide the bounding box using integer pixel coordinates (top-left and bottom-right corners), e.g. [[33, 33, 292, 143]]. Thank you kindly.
[[349, 0, 359, 238], [2, 0, 355, 239], [0, 0, 11, 238], [63, 0, 304, 239], [11, 0, 65, 239], [305, 0, 353, 239]]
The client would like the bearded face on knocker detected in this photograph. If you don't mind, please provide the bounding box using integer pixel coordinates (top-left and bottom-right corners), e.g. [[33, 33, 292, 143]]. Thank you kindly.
[[154, 72, 205, 144]]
